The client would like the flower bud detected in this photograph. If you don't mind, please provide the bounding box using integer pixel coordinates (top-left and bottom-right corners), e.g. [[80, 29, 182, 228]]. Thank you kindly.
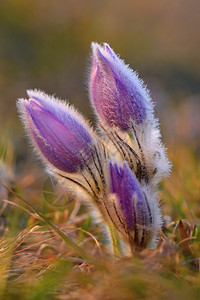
[[109, 162, 161, 249], [17, 90, 94, 173], [89, 43, 153, 130]]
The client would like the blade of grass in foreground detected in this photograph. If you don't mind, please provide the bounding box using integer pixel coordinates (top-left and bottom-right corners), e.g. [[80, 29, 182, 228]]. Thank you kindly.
[[0, 238, 15, 298], [0, 227, 38, 298], [0, 181, 89, 261], [24, 259, 72, 300]]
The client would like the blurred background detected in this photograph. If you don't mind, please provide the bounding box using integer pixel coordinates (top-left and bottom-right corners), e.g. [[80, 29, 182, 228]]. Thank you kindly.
[[0, 0, 200, 220], [1, 0, 200, 143]]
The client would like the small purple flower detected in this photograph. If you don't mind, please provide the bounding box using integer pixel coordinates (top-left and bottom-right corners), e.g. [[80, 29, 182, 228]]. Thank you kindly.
[[89, 43, 153, 130], [109, 162, 152, 232], [17, 90, 94, 173]]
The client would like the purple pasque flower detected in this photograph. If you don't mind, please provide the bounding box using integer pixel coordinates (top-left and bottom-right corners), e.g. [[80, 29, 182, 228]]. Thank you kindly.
[[89, 43, 153, 130], [16, 42, 169, 254], [109, 162, 159, 249], [17, 90, 94, 173]]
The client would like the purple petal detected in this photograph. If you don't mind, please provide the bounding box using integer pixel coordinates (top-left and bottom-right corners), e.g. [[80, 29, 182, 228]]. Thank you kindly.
[[90, 43, 153, 130], [27, 90, 92, 146], [18, 91, 94, 173], [109, 162, 151, 230]]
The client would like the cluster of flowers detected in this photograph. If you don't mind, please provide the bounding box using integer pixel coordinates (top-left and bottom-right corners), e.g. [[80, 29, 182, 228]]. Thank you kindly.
[[17, 43, 171, 255]]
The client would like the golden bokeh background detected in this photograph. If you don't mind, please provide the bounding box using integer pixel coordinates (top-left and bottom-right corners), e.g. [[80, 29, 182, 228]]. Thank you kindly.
[[0, 0, 200, 147]]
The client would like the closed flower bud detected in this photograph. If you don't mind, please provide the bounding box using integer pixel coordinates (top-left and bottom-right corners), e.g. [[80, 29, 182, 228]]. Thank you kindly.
[[89, 43, 153, 130], [17, 90, 94, 173], [109, 162, 161, 250]]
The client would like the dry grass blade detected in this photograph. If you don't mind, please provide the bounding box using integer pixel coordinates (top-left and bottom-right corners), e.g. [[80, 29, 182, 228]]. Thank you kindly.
[[0, 181, 89, 261]]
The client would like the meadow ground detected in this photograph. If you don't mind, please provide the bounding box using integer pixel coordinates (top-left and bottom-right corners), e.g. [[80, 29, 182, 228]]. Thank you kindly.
[[0, 109, 200, 300]]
